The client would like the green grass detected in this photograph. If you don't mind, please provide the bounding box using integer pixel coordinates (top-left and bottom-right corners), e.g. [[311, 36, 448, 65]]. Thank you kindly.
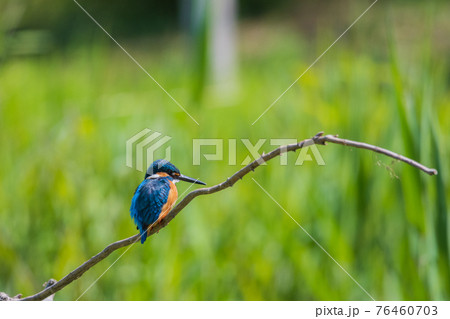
[[0, 4, 449, 300]]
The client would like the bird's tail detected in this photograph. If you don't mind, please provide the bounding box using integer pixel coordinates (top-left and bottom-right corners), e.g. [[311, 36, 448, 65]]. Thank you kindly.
[[140, 225, 149, 244], [140, 232, 147, 244]]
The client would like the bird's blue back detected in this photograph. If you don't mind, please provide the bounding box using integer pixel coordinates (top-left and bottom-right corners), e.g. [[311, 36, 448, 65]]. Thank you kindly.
[[130, 177, 172, 243]]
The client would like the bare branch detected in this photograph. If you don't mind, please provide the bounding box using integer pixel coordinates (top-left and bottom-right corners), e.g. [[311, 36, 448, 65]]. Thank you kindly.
[[0, 292, 22, 301], [1, 132, 436, 301], [316, 133, 437, 176], [19, 235, 140, 301]]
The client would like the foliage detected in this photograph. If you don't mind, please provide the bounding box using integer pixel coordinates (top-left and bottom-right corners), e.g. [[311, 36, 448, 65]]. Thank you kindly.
[[0, 1, 448, 300]]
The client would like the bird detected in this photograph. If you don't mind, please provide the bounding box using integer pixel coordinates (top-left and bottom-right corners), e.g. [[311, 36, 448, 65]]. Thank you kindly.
[[130, 159, 206, 243]]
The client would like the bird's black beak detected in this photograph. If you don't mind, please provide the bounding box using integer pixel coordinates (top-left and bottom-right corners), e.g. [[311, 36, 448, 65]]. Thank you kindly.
[[176, 174, 206, 185]]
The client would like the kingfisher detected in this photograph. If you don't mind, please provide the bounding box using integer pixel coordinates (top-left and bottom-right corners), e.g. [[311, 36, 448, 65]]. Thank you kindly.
[[130, 159, 206, 243]]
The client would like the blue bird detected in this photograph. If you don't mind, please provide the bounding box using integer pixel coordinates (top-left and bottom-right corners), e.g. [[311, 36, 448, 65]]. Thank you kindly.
[[130, 159, 206, 243]]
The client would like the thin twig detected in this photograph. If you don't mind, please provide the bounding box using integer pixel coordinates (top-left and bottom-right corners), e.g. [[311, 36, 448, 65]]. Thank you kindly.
[[316, 133, 437, 175], [1, 132, 436, 301]]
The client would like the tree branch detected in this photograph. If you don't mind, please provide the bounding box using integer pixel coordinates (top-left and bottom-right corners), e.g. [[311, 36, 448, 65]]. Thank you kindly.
[[2, 132, 437, 301]]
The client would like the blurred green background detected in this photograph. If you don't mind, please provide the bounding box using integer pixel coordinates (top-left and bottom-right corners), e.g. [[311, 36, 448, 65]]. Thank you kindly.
[[0, 0, 449, 300]]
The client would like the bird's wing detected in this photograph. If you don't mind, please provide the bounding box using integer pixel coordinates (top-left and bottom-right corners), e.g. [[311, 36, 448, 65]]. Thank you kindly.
[[130, 178, 171, 229]]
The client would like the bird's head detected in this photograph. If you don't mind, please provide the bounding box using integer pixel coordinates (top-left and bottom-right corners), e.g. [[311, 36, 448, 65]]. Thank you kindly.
[[145, 159, 206, 185]]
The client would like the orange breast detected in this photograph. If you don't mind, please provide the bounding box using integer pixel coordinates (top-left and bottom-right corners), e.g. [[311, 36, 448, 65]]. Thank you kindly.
[[158, 180, 178, 221]]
